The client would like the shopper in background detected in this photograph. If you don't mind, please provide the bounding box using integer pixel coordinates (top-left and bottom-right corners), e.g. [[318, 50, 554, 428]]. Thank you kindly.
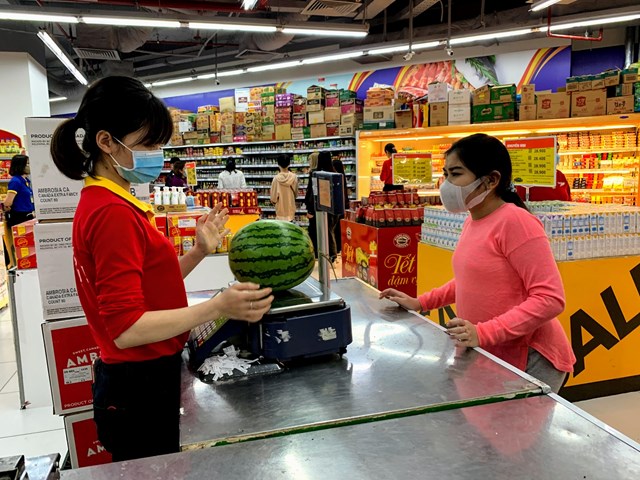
[[49, 76, 273, 462], [3, 154, 35, 227], [332, 158, 349, 255], [379, 142, 404, 192], [379, 133, 575, 393], [305, 151, 338, 262], [217, 158, 246, 189], [270, 154, 298, 222], [165, 159, 188, 188]]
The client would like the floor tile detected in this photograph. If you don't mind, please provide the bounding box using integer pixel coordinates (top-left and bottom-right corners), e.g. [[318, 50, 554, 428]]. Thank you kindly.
[[1, 372, 18, 394], [575, 391, 640, 443], [0, 428, 67, 459], [0, 343, 16, 363], [0, 405, 63, 438], [0, 363, 17, 390], [0, 322, 14, 341], [0, 392, 21, 411]]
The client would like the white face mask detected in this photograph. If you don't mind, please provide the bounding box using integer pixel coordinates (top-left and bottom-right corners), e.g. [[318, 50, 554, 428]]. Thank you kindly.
[[439, 176, 490, 213]]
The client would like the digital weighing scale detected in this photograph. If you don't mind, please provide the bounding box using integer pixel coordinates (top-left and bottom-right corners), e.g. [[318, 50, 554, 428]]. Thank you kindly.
[[187, 172, 353, 376]]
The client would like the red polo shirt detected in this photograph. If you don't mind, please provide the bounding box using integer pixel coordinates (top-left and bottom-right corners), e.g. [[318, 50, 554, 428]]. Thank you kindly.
[[73, 176, 188, 364], [516, 170, 571, 202]]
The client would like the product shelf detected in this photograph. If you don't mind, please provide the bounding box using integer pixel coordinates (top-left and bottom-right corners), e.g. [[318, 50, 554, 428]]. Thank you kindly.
[[241, 147, 355, 155], [559, 148, 638, 156], [562, 168, 637, 174], [166, 135, 356, 149]]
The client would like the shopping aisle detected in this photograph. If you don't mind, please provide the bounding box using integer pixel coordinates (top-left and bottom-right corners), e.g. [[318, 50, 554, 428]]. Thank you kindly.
[[0, 307, 68, 459]]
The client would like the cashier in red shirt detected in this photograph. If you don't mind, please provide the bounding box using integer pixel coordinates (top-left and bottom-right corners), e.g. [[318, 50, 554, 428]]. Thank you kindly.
[[380, 143, 404, 192], [50, 76, 273, 463], [516, 170, 571, 202]]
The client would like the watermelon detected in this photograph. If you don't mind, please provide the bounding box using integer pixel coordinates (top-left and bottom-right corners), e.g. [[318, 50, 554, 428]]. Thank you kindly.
[[228, 220, 315, 291]]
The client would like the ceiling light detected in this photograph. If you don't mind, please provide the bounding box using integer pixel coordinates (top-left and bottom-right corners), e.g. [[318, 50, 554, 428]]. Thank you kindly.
[[49, 96, 68, 103], [549, 14, 640, 31], [368, 45, 410, 55], [281, 27, 368, 38], [449, 28, 533, 45], [242, 0, 259, 9], [189, 22, 276, 33], [82, 16, 181, 28], [530, 0, 562, 12], [152, 77, 194, 87], [37, 31, 88, 86], [412, 41, 442, 50], [0, 12, 78, 23], [247, 60, 302, 72], [374, 136, 444, 142], [199, 69, 245, 79], [303, 51, 364, 64]]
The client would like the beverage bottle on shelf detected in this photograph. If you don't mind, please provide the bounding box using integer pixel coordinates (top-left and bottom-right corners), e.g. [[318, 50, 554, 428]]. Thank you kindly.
[[154, 186, 163, 205]]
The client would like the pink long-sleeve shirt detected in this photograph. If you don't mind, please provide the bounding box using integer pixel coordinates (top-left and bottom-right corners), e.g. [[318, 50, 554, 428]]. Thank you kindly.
[[419, 203, 576, 373]]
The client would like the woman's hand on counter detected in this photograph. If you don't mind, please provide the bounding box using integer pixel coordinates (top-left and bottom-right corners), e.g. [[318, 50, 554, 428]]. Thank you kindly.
[[445, 318, 479, 348], [212, 282, 274, 323], [378, 288, 421, 311]]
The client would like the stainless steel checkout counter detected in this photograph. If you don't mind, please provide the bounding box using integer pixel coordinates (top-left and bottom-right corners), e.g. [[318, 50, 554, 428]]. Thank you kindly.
[[59, 278, 640, 478]]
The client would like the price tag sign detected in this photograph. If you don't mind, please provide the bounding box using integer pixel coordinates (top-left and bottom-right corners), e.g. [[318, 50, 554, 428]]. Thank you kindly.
[[505, 136, 556, 187], [185, 161, 198, 186], [392, 153, 433, 186]]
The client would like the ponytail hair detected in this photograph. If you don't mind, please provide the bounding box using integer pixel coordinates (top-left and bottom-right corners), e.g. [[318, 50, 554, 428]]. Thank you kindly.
[[50, 76, 173, 181], [446, 133, 529, 211], [51, 118, 90, 180]]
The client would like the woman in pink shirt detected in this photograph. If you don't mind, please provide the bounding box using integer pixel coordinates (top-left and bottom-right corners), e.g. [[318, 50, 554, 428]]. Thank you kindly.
[[380, 133, 575, 392]]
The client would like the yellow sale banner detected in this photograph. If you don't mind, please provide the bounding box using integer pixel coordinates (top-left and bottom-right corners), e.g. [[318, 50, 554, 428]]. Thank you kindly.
[[505, 136, 556, 187], [185, 161, 198, 186], [392, 153, 433, 186]]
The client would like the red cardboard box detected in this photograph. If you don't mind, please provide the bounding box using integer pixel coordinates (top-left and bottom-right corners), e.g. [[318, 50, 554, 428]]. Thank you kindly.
[[17, 254, 37, 270], [12, 219, 37, 247], [64, 410, 112, 468], [167, 212, 201, 237], [15, 245, 36, 260], [153, 213, 167, 237], [42, 318, 99, 415]]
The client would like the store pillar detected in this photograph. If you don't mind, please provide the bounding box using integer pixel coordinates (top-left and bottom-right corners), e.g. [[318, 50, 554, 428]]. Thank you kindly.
[[0, 52, 50, 139]]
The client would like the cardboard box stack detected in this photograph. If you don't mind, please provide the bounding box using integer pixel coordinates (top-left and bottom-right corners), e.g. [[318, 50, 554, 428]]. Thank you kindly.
[[474, 84, 517, 124], [364, 87, 394, 129], [536, 92, 570, 120], [219, 96, 235, 143], [307, 85, 327, 138], [427, 82, 449, 127], [519, 84, 537, 121], [448, 88, 471, 125], [12, 218, 37, 270]]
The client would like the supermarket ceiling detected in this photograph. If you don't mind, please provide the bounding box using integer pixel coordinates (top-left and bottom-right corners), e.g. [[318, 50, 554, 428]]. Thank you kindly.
[[0, 0, 639, 97]]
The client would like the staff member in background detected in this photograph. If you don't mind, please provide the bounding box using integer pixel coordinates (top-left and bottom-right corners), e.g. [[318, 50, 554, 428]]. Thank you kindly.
[[3, 154, 35, 227], [165, 159, 188, 188], [217, 158, 246, 189], [50, 76, 273, 462], [379, 143, 404, 192]]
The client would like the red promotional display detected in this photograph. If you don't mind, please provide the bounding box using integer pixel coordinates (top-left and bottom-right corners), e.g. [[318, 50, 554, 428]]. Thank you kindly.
[[42, 318, 100, 415], [64, 411, 112, 468], [341, 220, 420, 296]]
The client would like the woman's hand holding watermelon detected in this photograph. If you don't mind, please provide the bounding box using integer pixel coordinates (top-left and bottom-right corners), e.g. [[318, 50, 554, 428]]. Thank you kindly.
[[194, 203, 230, 257], [379, 288, 421, 311], [213, 282, 274, 322]]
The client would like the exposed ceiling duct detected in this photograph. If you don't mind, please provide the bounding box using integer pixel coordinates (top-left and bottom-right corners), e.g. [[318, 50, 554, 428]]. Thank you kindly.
[[74, 25, 152, 53], [301, 0, 362, 17]]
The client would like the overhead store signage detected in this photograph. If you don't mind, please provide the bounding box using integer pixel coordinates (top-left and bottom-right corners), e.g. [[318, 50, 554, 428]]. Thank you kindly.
[[185, 161, 198, 186], [392, 153, 433, 186], [505, 136, 557, 187]]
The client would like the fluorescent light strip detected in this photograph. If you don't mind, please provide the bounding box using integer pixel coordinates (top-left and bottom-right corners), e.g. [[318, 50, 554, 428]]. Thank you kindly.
[[368, 45, 410, 55], [449, 28, 533, 45], [247, 60, 301, 73], [281, 27, 368, 38], [37, 31, 88, 86], [82, 16, 181, 28], [0, 12, 78, 23], [199, 69, 244, 79], [302, 51, 364, 64], [374, 136, 444, 142], [412, 41, 442, 50], [549, 14, 640, 31], [152, 77, 195, 87], [49, 96, 68, 103], [189, 22, 276, 32], [530, 0, 562, 12]]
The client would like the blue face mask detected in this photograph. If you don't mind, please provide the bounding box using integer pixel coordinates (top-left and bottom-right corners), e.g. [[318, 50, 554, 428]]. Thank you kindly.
[[109, 138, 164, 184]]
